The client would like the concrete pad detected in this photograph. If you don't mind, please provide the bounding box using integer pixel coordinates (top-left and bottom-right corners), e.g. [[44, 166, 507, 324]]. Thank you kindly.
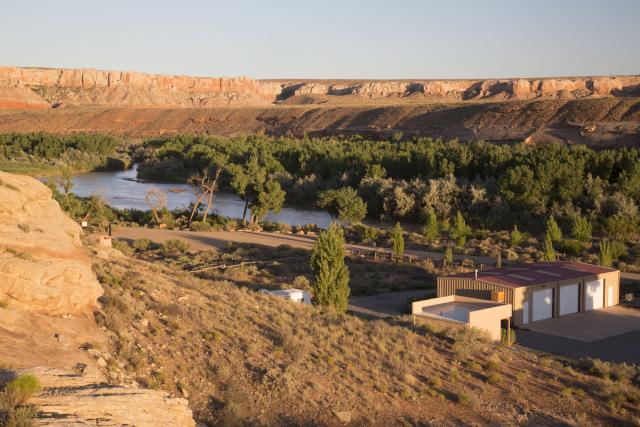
[[526, 306, 640, 342]]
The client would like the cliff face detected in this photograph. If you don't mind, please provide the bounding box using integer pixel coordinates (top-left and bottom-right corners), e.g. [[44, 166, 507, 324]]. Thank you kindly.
[[0, 66, 280, 108], [0, 171, 195, 426], [0, 65, 639, 109]]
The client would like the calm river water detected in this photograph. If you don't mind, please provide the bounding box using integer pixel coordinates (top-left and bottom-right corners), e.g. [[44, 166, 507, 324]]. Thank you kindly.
[[59, 166, 332, 228]]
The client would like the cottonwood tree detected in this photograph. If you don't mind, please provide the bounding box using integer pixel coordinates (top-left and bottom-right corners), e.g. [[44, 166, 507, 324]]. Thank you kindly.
[[317, 187, 367, 224], [188, 154, 229, 225], [228, 147, 285, 225], [310, 222, 350, 312]]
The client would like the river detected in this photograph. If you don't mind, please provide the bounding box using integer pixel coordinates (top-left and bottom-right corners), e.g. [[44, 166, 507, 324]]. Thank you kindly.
[[57, 166, 332, 228]]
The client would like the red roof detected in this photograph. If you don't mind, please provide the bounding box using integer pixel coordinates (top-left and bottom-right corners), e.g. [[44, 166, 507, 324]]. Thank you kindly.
[[446, 261, 618, 289]]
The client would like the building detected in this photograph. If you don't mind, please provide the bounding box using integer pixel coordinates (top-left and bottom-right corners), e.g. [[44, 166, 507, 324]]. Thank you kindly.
[[436, 261, 620, 327], [411, 295, 512, 342], [259, 288, 312, 304]]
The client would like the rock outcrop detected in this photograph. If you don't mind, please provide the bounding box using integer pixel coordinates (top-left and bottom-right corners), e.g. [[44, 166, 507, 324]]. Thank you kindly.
[[18, 367, 195, 426], [0, 171, 102, 315], [0, 171, 196, 426], [0, 66, 639, 109]]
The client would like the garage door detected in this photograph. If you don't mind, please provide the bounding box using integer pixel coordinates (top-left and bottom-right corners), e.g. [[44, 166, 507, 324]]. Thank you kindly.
[[559, 283, 579, 316], [585, 279, 604, 311], [532, 288, 553, 321]]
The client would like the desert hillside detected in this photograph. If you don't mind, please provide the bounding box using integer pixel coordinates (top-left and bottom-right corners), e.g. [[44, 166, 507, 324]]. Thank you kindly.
[[0, 66, 639, 145]]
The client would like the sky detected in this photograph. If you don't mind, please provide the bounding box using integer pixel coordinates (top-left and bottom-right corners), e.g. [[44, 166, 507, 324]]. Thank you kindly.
[[2, 0, 639, 79]]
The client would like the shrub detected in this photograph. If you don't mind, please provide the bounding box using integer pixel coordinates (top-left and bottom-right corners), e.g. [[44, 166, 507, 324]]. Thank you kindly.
[[0, 300, 7, 309], [292, 276, 310, 289], [132, 238, 152, 251], [112, 239, 133, 255], [559, 239, 583, 257], [5, 375, 41, 405], [162, 239, 190, 254], [456, 391, 472, 406], [444, 246, 453, 265], [17, 223, 30, 233], [510, 224, 523, 247], [501, 328, 516, 346], [487, 359, 501, 372], [189, 221, 212, 232], [599, 240, 613, 268]]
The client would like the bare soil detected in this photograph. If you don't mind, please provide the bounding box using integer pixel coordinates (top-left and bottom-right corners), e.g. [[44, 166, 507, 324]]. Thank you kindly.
[[0, 97, 638, 146]]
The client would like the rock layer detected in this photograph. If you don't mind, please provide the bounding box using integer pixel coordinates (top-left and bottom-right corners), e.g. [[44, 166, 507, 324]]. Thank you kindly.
[[0, 66, 639, 109], [14, 367, 195, 427]]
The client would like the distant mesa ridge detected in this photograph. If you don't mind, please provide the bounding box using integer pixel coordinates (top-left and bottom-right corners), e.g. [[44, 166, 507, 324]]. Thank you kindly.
[[1, 65, 639, 109]]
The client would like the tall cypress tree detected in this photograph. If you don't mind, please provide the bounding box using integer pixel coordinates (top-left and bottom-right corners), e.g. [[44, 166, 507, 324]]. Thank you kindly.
[[543, 232, 556, 262], [310, 222, 350, 312], [391, 222, 405, 259], [546, 216, 562, 243]]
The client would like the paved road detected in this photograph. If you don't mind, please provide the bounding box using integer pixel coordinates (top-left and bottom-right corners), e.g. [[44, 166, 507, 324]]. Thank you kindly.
[[112, 226, 496, 264], [516, 329, 640, 364]]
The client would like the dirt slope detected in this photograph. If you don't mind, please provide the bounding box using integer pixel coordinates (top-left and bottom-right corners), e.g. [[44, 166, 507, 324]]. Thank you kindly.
[[88, 240, 640, 426], [0, 97, 638, 146]]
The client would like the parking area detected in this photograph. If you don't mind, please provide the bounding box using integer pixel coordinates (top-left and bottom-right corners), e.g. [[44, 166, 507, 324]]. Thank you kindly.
[[524, 306, 640, 342]]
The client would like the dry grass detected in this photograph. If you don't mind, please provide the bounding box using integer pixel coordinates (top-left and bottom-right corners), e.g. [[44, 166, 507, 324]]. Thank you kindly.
[[89, 245, 640, 426]]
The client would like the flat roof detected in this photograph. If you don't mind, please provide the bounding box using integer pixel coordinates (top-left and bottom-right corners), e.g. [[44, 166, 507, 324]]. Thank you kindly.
[[419, 301, 501, 323], [444, 261, 617, 289]]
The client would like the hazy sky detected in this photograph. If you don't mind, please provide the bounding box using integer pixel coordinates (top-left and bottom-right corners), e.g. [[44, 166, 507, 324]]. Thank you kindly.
[[2, 0, 639, 79]]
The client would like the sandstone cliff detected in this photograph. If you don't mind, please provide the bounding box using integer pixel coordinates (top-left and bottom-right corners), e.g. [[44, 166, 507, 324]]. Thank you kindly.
[[0, 171, 195, 426], [1, 65, 639, 110]]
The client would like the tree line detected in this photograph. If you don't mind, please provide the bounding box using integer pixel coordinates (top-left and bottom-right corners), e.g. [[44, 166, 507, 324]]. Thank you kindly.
[[136, 134, 640, 238]]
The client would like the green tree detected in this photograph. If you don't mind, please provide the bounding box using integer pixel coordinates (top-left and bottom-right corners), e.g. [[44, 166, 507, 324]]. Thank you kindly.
[[390, 222, 404, 259], [317, 187, 367, 223], [543, 232, 556, 262], [422, 209, 439, 242], [598, 240, 613, 268], [444, 246, 453, 265], [510, 224, 523, 247], [546, 216, 562, 243], [309, 222, 350, 312], [450, 211, 471, 246], [571, 215, 593, 242], [250, 179, 286, 224], [228, 147, 284, 225]]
